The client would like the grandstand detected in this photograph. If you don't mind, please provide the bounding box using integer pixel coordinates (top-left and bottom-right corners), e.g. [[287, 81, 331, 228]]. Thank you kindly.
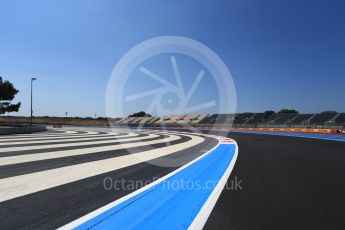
[[201, 114, 217, 124], [202, 114, 235, 124], [190, 114, 208, 124], [334, 113, 345, 125], [116, 114, 207, 126], [154, 115, 174, 124], [246, 113, 264, 124], [115, 112, 345, 128], [289, 114, 314, 125], [142, 117, 160, 124], [115, 117, 137, 124], [233, 113, 255, 125], [163, 115, 186, 124], [273, 113, 298, 124], [129, 117, 144, 124], [262, 113, 281, 123], [309, 112, 338, 125], [115, 116, 159, 125], [176, 114, 208, 124], [259, 113, 299, 125]]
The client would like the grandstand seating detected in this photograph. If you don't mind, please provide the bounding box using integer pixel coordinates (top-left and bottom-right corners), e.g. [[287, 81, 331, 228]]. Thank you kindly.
[[202, 114, 235, 124], [262, 114, 281, 123], [115, 118, 126, 124], [129, 117, 144, 124], [115, 112, 345, 127], [309, 113, 337, 124], [154, 115, 174, 124], [246, 113, 264, 124], [233, 113, 255, 124], [175, 114, 206, 124], [176, 114, 196, 123], [262, 113, 299, 124], [153, 114, 208, 124], [116, 117, 136, 124], [190, 114, 208, 124], [176, 114, 197, 124], [115, 116, 159, 125], [202, 114, 217, 124], [164, 115, 186, 124], [135, 117, 148, 124], [273, 113, 299, 124], [129, 117, 159, 124], [146, 117, 160, 124], [289, 114, 314, 124], [334, 113, 345, 124]]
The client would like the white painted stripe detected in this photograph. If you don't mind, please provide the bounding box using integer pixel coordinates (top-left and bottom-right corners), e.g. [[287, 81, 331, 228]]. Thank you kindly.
[[14, 130, 82, 137], [0, 133, 142, 152], [0, 132, 121, 142], [40, 130, 80, 135], [0, 133, 125, 146], [0, 134, 173, 166], [0, 134, 204, 202], [64, 130, 78, 133], [0, 133, 72, 139], [59, 133, 216, 229], [52, 130, 101, 135], [61, 130, 80, 134], [0, 131, 112, 140], [188, 141, 239, 230]]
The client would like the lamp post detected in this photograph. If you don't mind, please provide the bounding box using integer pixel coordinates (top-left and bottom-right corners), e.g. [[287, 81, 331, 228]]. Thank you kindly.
[[31, 77, 37, 126]]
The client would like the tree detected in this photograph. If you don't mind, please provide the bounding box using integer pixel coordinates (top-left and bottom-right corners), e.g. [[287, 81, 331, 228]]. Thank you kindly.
[[263, 110, 275, 119], [0, 77, 21, 114], [128, 111, 152, 117], [278, 109, 299, 114], [321, 111, 337, 114]]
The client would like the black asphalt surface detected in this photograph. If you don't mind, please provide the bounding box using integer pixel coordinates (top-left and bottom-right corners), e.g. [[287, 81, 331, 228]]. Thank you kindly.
[[0, 132, 216, 230], [0, 134, 187, 178], [205, 132, 345, 230], [0, 134, 167, 157], [1, 130, 345, 229]]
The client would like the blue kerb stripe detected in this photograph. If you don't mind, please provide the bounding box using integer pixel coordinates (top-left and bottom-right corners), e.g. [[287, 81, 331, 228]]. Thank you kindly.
[[75, 143, 236, 230]]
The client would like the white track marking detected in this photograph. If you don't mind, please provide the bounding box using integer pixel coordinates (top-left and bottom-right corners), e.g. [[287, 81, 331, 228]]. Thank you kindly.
[[0, 131, 112, 140], [60, 133, 216, 230], [0, 134, 119, 143], [188, 142, 238, 230], [7, 130, 116, 136], [0, 134, 178, 166], [64, 131, 81, 134], [0, 133, 134, 146], [0, 133, 142, 152], [3, 130, 83, 137], [60, 130, 80, 134], [0, 134, 204, 202]]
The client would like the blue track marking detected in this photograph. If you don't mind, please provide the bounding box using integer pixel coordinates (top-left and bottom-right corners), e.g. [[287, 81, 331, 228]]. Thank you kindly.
[[74, 143, 236, 230]]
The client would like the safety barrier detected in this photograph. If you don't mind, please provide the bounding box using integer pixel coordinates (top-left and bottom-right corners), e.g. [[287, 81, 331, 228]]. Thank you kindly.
[[0, 125, 47, 135], [170, 125, 343, 135]]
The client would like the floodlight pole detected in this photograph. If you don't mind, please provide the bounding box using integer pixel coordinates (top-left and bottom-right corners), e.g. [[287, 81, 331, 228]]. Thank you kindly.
[[31, 78, 37, 126]]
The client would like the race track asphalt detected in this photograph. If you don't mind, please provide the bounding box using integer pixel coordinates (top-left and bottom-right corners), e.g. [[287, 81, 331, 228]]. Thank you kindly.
[[205, 132, 345, 230], [0, 130, 217, 230], [1, 129, 344, 229]]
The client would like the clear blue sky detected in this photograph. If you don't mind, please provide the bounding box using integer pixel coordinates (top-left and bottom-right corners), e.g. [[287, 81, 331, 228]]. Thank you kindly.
[[0, 0, 344, 117]]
